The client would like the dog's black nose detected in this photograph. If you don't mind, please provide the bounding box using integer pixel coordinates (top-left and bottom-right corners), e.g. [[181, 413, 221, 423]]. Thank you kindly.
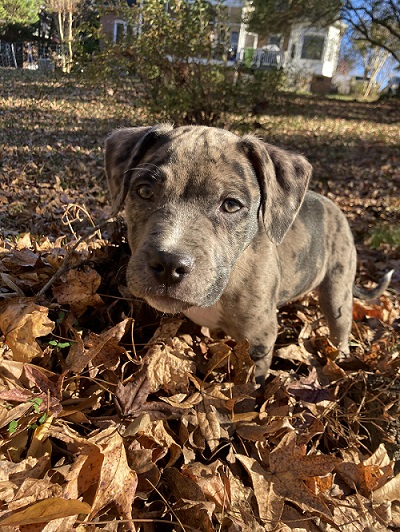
[[148, 251, 193, 285]]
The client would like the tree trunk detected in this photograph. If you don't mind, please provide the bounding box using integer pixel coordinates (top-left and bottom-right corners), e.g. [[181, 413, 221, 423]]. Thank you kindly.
[[363, 51, 389, 99], [66, 10, 73, 73]]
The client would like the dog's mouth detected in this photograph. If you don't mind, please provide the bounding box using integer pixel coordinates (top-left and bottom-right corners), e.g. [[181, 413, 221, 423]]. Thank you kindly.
[[144, 294, 193, 314]]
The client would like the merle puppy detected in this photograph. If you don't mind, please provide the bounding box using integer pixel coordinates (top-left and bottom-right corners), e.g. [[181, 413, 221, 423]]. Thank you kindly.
[[105, 124, 392, 380]]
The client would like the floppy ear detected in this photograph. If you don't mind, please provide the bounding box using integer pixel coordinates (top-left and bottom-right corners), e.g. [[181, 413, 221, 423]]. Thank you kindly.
[[105, 124, 174, 215], [240, 135, 312, 244]]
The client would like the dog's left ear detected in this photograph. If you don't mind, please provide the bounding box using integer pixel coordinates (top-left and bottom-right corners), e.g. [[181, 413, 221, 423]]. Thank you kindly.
[[240, 136, 312, 244]]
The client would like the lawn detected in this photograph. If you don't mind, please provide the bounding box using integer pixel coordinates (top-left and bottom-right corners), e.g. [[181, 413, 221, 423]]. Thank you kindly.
[[0, 68, 399, 530]]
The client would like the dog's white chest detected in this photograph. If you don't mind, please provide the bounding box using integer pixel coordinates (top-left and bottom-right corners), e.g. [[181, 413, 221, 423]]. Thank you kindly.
[[184, 302, 222, 330]]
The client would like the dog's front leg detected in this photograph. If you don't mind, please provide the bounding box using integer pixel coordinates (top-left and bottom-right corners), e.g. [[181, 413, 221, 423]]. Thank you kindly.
[[222, 304, 279, 385], [251, 345, 275, 384]]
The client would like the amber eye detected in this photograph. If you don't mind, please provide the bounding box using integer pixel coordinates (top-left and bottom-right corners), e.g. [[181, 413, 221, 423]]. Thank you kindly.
[[221, 198, 242, 213], [137, 184, 154, 200]]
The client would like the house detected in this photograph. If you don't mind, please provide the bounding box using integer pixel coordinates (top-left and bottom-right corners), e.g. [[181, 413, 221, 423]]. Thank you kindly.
[[101, 0, 344, 90], [224, 0, 344, 89]]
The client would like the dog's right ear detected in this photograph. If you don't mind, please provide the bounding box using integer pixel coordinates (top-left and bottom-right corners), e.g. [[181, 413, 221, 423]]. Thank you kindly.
[[105, 124, 174, 215]]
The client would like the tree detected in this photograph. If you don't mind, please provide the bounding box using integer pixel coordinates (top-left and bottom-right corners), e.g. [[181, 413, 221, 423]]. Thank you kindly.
[[246, 0, 400, 65], [46, 0, 80, 73], [341, 0, 400, 64], [246, 0, 341, 37], [348, 23, 393, 98], [0, 0, 40, 26], [94, 0, 286, 125]]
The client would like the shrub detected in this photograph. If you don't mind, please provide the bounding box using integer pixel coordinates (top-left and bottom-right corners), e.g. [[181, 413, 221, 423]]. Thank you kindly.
[[89, 0, 284, 125]]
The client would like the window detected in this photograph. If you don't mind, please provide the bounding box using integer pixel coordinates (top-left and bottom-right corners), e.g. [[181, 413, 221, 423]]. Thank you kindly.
[[114, 20, 127, 44], [268, 35, 282, 47], [301, 35, 325, 60], [230, 31, 239, 48], [228, 31, 239, 59]]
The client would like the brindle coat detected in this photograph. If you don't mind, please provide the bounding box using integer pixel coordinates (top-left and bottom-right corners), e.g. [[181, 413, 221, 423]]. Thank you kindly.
[[105, 124, 392, 380]]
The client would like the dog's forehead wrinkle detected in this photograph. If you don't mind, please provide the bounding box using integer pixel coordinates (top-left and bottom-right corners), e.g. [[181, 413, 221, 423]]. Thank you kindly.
[[168, 126, 238, 158], [158, 155, 258, 201], [129, 162, 165, 182]]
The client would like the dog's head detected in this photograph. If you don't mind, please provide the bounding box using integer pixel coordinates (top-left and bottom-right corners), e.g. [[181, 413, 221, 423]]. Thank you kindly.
[[105, 125, 311, 313]]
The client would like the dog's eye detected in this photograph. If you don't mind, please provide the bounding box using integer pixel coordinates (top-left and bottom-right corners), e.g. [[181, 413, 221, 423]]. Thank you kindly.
[[221, 198, 242, 213], [137, 184, 154, 200]]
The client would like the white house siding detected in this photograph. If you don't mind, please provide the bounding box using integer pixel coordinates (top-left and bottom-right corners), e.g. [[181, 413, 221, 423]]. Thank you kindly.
[[322, 24, 342, 77], [283, 22, 342, 78]]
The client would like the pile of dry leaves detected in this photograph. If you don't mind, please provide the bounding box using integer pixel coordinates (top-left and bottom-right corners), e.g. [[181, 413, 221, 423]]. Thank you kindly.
[[0, 223, 399, 531]]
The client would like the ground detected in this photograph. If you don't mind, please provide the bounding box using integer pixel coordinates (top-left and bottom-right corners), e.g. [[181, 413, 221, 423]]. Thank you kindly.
[[0, 69, 399, 530]]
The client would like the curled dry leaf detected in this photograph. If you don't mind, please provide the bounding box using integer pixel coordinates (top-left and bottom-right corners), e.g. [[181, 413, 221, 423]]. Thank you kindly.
[[196, 401, 223, 453], [353, 296, 397, 325], [163, 467, 206, 502], [0, 298, 54, 362], [145, 341, 196, 394], [235, 417, 294, 442], [160, 392, 202, 409], [327, 494, 389, 531], [237, 431, 342, 526], [236, 454, 284, 527], [3, 477, 63, 515], [230, 340, 255, 384], [0, 454, 51, 491], [128, 447, 161, 499], [0, 401, 33, 431], [52, 266, 103, 316], [147, 317, 185, 344], [65, 318, 133, 374], [337, 444, 394, 495], [172, 499, 215, 532], [125, 413, 181, 467], [181, 460, 230, 509], [274, 343, 316, 365], [373, 472, 400, 504]]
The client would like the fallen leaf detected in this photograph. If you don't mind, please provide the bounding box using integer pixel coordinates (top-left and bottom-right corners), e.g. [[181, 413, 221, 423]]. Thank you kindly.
[[337, 445, 393, 495], [0, 298, 54, 362], [64, 426, 138, 522], [327, 494, 389, 531], [126, 414, 181, 467], [238, 431, 342, 525], [236, 454, 284, 526], [373, 472, 400, 504], [0, 498, 91, 525], [65, 318, 133, 374], [196, 401, 222, 452], [52, 266, 103, 316], [146, 342, 196, 394], [182, 461, 230, 509], [172, 499, 215, 532]]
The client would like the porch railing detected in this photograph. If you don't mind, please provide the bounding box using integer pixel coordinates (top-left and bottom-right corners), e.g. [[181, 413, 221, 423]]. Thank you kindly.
[[237, 47, 282, 69]]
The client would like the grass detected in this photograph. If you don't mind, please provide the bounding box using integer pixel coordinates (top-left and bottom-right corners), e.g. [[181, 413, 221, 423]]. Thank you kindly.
[[368, 224, 400, 249]]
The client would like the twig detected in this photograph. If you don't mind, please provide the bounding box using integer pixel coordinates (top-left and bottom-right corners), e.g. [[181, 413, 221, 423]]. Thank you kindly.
[[62, 203, 102, 240], [36, 217, 116, 299]]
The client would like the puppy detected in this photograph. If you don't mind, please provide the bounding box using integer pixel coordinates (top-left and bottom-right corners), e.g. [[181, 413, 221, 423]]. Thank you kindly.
[[105, 124, 392, 380]]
